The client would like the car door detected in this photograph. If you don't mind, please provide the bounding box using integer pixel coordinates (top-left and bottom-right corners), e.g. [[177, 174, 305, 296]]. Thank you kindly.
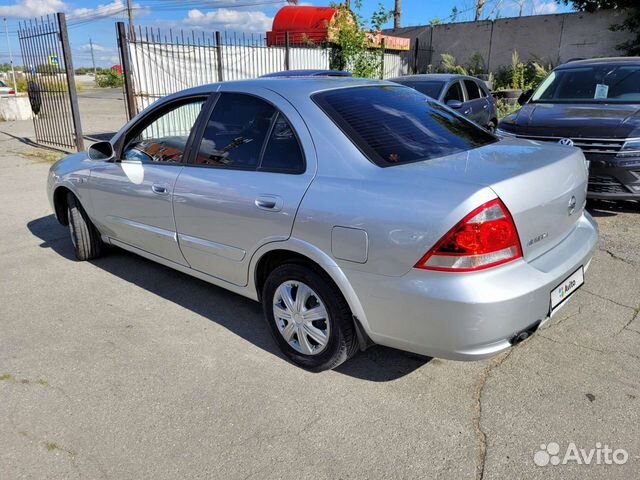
[[462, 79, 490, 127], [173, 87, 316, 286], [89, 95, 209, 265]]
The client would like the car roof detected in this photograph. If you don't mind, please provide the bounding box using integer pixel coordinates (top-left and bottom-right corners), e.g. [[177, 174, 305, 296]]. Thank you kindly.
[[557, 56, 640, 69], [174, 77, 397, 99], [389, 74, 472, 83], [260, 69, 352, 78]]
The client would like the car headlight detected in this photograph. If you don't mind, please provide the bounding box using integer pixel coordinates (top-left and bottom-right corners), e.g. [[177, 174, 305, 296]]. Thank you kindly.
[[617, 138, 640, 157], [495, 128, 516, 138]]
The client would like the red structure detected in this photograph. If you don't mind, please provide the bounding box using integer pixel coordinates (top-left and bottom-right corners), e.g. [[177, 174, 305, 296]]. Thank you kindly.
[[267, 6, 338, 46], [266, 6, 410, 51]]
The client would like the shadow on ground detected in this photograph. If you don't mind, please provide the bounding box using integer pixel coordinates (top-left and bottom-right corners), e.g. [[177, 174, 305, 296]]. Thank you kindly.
[[587, 199, 640, 217], [27, 214, 429, 381]]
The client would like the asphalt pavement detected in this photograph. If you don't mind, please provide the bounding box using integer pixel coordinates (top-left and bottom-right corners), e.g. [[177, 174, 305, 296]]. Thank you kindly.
[[0, 112, 639, 479]]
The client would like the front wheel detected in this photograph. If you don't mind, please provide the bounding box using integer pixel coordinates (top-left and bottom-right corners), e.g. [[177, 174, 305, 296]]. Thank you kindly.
[[262, 264, 359, 371], [66, 193, 104, 261]]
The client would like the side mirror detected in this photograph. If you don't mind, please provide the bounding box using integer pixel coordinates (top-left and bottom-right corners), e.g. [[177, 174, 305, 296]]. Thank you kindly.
[[446, 100, 464, 109], [518, 89, 534, 106], [88, 141, 115, 161]]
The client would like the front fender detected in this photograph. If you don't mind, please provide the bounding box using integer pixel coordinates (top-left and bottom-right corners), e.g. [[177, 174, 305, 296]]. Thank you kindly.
[[48, 153, 94, 222]]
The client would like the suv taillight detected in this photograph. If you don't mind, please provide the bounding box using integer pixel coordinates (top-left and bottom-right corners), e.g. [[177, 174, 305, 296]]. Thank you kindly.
[[415, 198, 523, 272]]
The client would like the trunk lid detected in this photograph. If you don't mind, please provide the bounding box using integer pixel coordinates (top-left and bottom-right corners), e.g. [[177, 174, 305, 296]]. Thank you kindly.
[[398, 138, 589, 261]]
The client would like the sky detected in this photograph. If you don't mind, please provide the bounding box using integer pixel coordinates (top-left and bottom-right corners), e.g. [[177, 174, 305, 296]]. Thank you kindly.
[[0, 0, 574, 68]]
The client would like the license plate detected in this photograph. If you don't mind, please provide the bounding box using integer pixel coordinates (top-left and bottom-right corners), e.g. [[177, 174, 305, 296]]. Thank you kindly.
[[551, 267, 584, 312]]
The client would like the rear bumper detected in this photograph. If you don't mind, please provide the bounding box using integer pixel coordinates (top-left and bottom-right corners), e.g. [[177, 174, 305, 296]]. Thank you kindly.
[[587, 157, 640, 200], [345, 212, 598, 360]]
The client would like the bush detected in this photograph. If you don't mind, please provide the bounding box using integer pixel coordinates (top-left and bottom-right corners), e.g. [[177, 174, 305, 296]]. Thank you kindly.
[[497, 99, 520, 120], [96, 69, 123, 88]]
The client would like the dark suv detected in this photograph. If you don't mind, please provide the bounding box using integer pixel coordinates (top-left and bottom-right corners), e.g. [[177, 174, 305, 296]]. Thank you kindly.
[[497, 57, 640, 200]]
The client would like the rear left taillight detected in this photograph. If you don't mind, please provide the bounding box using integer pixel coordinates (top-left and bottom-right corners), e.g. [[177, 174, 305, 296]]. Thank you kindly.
[[415, 198, 523, 272], [8, 90, 15, 95]]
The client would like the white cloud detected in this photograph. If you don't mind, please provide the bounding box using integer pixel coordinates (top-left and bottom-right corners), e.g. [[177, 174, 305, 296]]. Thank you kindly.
[[71, 0, 126, 18], [80, 42, 109, 52], [532, 0, 559, 15], [184, 8, 274, 32], [0, 0, 66, 19]]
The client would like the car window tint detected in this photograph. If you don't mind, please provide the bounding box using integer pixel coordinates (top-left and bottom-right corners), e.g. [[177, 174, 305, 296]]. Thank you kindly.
[[195, 93, 276, 169], [464, 80, 482, 100], [259, 113, 305, 174], [393, 80, 444, 99], [444, 82, 464, 102], [533, 65, 640, 103], [123, 100, 205, 163], [313, 86, 497, 167]]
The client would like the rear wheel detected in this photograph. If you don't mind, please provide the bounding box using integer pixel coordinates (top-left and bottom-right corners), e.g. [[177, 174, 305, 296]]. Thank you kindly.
[[262, 263, 358, 371], [66, 193, 104, 261], [487, 120, 496, 133]]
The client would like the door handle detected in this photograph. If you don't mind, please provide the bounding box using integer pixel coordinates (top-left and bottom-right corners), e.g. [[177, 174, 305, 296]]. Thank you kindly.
[[152, 184, 169, 195], [255, 195, 282, 212]]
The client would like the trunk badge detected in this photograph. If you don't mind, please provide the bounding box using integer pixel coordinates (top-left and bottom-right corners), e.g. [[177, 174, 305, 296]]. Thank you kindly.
[[558, 138, 574, 147], [568, 196, 577, 216]]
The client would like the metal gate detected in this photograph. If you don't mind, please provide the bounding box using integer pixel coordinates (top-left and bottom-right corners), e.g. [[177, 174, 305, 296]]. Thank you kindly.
[[18, 13, 84, 151]]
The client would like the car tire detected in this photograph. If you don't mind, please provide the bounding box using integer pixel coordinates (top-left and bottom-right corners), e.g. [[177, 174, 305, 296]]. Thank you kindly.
[[262, 263, 359, 372], [487, 121, 496, 133], [66, 192, 104, 261]]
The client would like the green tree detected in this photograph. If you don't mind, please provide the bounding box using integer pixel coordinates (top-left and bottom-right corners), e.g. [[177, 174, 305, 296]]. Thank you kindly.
[[328, 1, 391, 79], [558, 0, 640, 55]]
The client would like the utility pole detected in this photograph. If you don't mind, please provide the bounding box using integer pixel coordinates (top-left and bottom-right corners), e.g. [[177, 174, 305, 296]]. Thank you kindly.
[[475, 0, 487, 21], [89, 38, 97, 84], [393, 0, 401, 31], [126, 0, 135, 37], [3, 18, 17, 94]]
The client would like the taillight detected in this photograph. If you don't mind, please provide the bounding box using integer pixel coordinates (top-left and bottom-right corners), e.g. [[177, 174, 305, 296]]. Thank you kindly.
[[8, 90, 15, 95], [415, 198, 523, 272]]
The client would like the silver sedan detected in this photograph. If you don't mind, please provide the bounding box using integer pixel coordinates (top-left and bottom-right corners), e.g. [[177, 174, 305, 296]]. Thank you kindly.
[[47, 78, 598, 371]]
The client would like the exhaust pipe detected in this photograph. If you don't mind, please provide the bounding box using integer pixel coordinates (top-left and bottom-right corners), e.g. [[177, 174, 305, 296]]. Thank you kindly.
[[510, 320, 541, 346]]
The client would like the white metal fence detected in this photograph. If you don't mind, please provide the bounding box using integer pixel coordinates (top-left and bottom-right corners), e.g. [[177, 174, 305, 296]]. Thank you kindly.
[[117, 23, 405, 116]]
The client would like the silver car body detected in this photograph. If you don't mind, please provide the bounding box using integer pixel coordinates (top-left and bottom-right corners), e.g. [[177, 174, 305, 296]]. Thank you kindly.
[[48, 78, 598, 360]]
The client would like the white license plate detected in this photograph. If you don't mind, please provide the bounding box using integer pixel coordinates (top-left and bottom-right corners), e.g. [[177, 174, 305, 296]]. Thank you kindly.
[[551, 267, 584, 312]]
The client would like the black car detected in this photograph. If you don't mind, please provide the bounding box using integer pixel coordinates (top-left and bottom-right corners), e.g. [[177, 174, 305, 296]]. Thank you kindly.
[[497, 57, 640, 200]]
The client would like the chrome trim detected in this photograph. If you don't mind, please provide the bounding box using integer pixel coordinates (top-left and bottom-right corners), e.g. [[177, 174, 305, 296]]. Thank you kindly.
[[515, 135, 638, 155]]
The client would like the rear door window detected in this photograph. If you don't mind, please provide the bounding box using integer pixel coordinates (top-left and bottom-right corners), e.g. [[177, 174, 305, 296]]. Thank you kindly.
[[464, 80, 482, 100], [313, 86, 496, 167], [444, 82, 464, 103], [194, 93, 276, 169]]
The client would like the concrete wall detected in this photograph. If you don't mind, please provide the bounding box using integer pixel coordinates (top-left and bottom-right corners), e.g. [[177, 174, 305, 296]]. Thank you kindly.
[[388, 10, 635, 73], [0, 95, 32, 121]]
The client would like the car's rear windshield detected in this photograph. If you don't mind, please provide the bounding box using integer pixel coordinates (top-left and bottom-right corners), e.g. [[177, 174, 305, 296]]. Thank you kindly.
[[532, 65, 640, 103], [313, 85, 496, 167], [392, 80, 444, 99]]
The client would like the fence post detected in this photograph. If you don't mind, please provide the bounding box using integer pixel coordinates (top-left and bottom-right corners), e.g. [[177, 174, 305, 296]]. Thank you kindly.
[[57, 12, 84, 152], [215, 31, 224, 82], [380, 38, 385, 79], [116, 21, 136, 120], [412, 37, 419, 74], [284, 31, 291, 70]]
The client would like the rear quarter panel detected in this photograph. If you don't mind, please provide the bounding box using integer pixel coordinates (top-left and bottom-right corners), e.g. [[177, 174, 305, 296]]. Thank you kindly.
[[287, 97, 496, 277]]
